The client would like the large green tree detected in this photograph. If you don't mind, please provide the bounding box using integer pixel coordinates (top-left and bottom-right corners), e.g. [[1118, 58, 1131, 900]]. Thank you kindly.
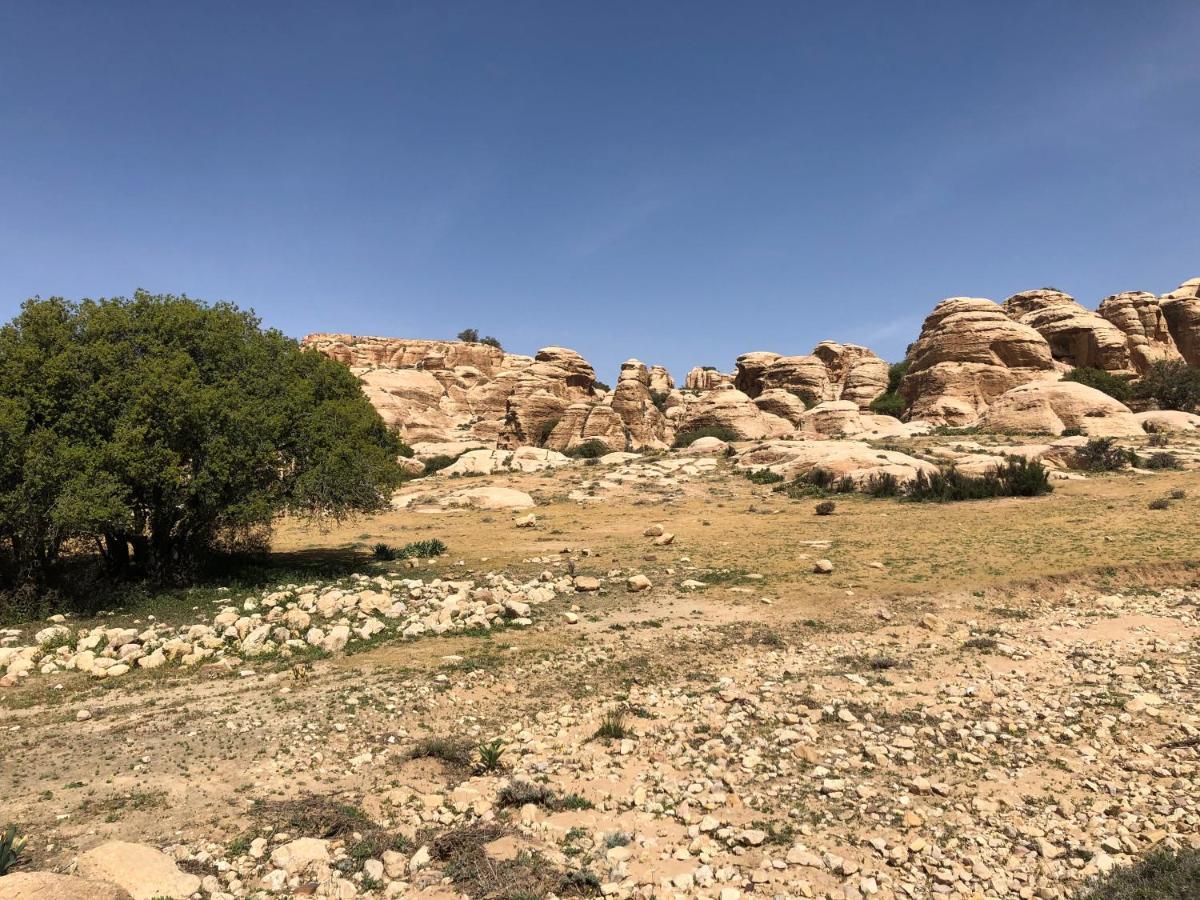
[[0, 291, 404, 587]]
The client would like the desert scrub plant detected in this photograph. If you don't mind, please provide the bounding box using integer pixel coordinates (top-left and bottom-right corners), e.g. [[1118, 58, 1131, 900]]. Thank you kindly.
[[1063, 367, 1133, 403], [1133, 360, 1200, 412], [0, 824, 26, 874], [903, 457, 1051, 502], [743, 468, 784, 485], [672, 425, 741, 448], [962, 637, 999, 651], [592, 708, 630, 741], [372, 542, 396, 561], [868, 360, 911, 417], [408, 735, 473, 768], [814, 500, 836, 516], [1079, 437, 1132, 472], [865, 472, 900, 497], [1169, 488, 1187, 500], [1078, 847, 1200, 899], [476, 738, 505, 773], [398, 539, 447, 559], [423, 454, 459, 475], [565, 440, 611, 459], [497, 780, 556, 809], [1147, 430, 1170, 447], [1149, 497, 1171, 510], [1142, 451, 1181, 470]]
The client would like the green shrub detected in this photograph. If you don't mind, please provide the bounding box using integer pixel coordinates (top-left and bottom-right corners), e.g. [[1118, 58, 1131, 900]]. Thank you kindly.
[[372, 543, 396, 561], [396, 441, 415, 458], [1079, 437, 1132, 472], [814, 500, 836, 516], [865, 472, 900, 497], [398, 539, 446, 559], [0, 824, 26, 875], [743, 469, 784, 485], [869, 360, 911, 417], [593, 380, 611, 392], [456, 328, 479, 342], [423, 454, 458, 475], [649, 390, 670, 413], [565, 440, 611, 459], [1078, 847, 1200, 899], [1063, 367, 1133, 403], [672, 425, 741, 448], [1134, 360, 1200, 412], [1143, 451, 1181, 470], [480, 335, 502, 350], [904, 458, 1052, 502]]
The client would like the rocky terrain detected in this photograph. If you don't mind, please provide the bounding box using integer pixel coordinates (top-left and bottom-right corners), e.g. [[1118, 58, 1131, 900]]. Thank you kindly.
[[302, 278, 1200, 449], [3, 423, 1200, 899]]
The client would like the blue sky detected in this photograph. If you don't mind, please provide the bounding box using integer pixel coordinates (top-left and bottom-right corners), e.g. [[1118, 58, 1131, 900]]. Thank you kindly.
[[2, 2, 1198, 384]]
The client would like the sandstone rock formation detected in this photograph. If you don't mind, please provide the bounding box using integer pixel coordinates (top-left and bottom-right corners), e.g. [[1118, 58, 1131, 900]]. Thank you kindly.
[[0, 872, 132, 900], [608, 360, 672, 450], [684, 366, 734, 390], [900, 298, 1057, 425], [735, 440, 938, 484], [1098, 291, 1183, 374], [733, 344, 888, 409], [1160, 279, 1200, 367], [979, 381, 1143, 437], [1002, 289, 1131, 373], [76, 841, 201, 900], [670, 385, 793, 440]]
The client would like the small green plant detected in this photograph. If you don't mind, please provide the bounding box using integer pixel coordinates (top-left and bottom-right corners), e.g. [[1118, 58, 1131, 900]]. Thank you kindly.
[[1079, 437, 1132, 472], [672, 425, 741, 447], [865, 471, 900, 497], [398, 539, 447, 559], [592, 708, 630, 741], [372, 543, 396, 561], [868, 360, 911, 417], [1133, 360, 1200, 412], [1063, 367, 1133, 403], [1078, 847, 1200, 899], [814, 500, 836, 516], [477, 739, 505, 773], [423, 454, 459, 475], [565, 440, 611, 459], [0, 824, 26, 875], [743, 468, 784, 485], [1143, 451, 1181, 470]]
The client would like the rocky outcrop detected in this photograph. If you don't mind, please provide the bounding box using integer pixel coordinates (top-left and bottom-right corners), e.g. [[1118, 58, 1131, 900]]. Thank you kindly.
[[648, 365, 675, 396], [735, 440, 938, 485], [733, 352, 781, 398], [1002, 289, 1131, 373], [811, 342, 890, 407], [1098, 291, 1182, 374], [0, 872, 132, 900], [608, 360, 672, 450], [753, 388, 808, 425], [685, 367, 734, 391], [1160, 279, 1200, 367], [671, 386, 793, 440], [733, 343, 889, 409], [900, 298, 1057, 425], [979, 381, 1143, 437]]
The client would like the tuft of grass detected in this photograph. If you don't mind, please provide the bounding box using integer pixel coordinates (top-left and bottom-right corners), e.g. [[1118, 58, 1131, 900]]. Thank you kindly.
[[1078, 847, 1200, 899], [408, 735, 473, 768], [1148, 498, 1171, 510], [814, 500, 836, 516], [592, 708, 630, 741], [476, 738, 505, 773], [962, 637, 999, 651], [1, 824, 26, 875]]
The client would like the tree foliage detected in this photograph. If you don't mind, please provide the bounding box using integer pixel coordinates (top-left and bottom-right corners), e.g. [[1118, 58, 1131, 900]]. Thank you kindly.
[[0, 292, 404, 589], [1133, 360, 1200, 412], [1063, 367, 1133, 403]]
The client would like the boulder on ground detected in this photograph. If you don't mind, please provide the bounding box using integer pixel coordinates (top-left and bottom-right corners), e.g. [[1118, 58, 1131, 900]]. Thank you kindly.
[[0, 872, 132, 900], [1135, 410, 1200, 432], [979, 381, 1143, 437], [735, 440, 937, 485], [444, 487, 536, 510], [678, 435, 731, 456], [75, 841, 201, 900]]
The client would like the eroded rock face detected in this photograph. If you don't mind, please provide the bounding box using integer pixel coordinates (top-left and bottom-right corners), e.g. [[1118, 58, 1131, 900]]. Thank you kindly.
[[304, 335, 602, 449], [1098, 291, 1183, 374], [684, 367, 734, 391], [980, 381, 1143, 437], [608, 360, 672, 450], [900, 298, 1057, 425], [1160, 279, 1200, 367], [735, 440, 938, 484], [671, 386, 793, 440], [1002, 289, 1131, 373], [733, 344, 888, 409]]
